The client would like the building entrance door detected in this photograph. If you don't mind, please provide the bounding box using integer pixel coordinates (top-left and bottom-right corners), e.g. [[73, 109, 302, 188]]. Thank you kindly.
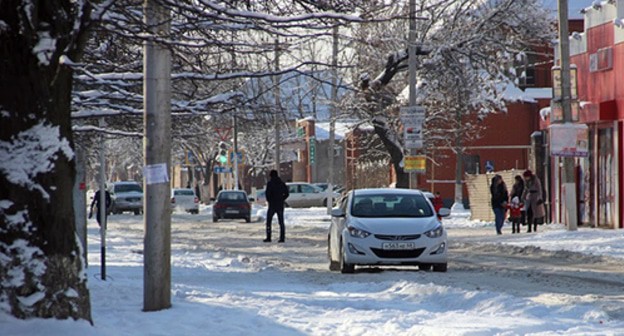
[[597, 127, 614, 227]]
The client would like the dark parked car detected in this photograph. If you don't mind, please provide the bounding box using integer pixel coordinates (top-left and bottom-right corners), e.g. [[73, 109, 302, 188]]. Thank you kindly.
[[213, 190, 251, 223]]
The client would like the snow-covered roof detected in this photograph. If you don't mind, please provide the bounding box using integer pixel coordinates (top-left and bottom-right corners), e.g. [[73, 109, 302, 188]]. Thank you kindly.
[[501, 84, 552, 103], [315, 121, 359, 140]]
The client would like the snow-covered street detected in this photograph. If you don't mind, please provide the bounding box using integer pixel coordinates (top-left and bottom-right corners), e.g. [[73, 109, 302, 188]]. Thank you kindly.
[[4, 206, 624, 335]]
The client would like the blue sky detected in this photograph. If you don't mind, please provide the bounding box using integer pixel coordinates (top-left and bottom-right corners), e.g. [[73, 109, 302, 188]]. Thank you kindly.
[[541, 0, 592, 19]]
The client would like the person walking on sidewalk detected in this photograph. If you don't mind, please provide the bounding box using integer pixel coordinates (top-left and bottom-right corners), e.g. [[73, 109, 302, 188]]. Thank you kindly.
[[490, 174, 508, 235], [264, 169, 289, 243], [507, 196, 524, 234], [89, 187, 111, 229], [510, 175, 526, 227], [521, 169, 546, 233]]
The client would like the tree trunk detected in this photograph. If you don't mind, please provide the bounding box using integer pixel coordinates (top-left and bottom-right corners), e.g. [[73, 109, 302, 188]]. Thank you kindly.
[[0, 0, 92, 322], [372, 120, 409, 188]]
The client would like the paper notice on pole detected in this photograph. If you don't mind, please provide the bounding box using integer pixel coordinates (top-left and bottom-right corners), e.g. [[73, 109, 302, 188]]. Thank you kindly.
[[144, 163, 169, 185]]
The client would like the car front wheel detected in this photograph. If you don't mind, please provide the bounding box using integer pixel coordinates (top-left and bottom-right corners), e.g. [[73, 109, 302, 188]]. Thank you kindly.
[[212, 216, 218, 223], [339, 241, 355, 274]]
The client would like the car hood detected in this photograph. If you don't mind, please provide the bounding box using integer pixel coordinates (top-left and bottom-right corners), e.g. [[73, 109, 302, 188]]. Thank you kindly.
[[348, 216, 440, 234]]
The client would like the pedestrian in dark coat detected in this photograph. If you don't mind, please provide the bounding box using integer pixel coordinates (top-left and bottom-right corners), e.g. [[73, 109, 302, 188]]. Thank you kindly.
[[89, 188, 112, 228], [521, 169, 546, 233], [264, 170, 289, 243], [490, 175, 508, 235], [510, 175, 526, 227]]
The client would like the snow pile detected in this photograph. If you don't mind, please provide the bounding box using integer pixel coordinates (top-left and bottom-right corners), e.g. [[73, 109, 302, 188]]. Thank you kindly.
[[2, 206, 624, 335]]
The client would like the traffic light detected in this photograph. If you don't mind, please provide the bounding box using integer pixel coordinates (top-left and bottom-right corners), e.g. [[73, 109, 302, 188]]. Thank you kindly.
[[217, 142, 228, 164]]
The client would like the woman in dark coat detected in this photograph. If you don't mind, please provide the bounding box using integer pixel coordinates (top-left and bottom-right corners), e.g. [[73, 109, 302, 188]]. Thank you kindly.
[[521, 170, 546, 233], [510, 175, 525, 227], [490, 175, 509, 235]]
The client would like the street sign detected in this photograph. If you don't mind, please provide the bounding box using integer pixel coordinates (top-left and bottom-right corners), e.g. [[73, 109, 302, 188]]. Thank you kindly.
[[551, 66, 578, 101], [309, 136, 316, 164], [401, 106, 425, 149], [549, 123, 588, 157], [550, 100, 580, 123], [229, 151, 243, 162], [404, 155, 426, 173], [400, 106, 426, 118], [213, 166, 232, 173]]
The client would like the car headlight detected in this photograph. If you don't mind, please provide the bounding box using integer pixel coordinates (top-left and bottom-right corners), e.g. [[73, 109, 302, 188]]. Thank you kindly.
[[424, 225, 444, 238], [347, 226, 371, 238]]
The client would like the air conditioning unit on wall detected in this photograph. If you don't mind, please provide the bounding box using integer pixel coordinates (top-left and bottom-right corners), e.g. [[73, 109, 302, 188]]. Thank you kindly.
[[589, 47, 613, 72]]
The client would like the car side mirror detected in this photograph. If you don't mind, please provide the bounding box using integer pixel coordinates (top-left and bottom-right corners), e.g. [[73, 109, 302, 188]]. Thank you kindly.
[[438, 208, 451, 218], [331, 209, 345, 217]]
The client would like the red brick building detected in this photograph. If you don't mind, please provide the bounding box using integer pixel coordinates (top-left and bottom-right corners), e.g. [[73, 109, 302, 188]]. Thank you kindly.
[[542, 1, 624, 229]]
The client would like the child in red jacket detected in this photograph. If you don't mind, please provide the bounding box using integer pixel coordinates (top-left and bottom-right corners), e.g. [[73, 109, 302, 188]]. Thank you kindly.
[[507, 196, 524, 234]]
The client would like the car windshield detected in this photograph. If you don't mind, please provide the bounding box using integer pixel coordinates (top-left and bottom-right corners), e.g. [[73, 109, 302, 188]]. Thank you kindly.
[[115, 184, 142, 193], [351, 194, 433, 218], [218, 192, 247, 202]]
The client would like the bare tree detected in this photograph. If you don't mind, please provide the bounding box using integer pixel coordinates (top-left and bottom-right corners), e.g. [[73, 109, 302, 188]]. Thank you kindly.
[[354, 0, 554, 195]]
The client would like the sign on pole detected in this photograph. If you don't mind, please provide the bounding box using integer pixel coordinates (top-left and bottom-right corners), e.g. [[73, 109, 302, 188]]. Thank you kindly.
[[309, 136, 316, 164], [552, 66, 578, 101], [213, 166, 232, 173], [400, 106, 425, 149], [404, 155, 426, 173], [549, 123, 588, 157]]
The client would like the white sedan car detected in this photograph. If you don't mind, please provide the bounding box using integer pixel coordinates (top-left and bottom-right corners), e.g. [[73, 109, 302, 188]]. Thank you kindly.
[[170, 188, 199, 214], [328, 188, 450, 273]]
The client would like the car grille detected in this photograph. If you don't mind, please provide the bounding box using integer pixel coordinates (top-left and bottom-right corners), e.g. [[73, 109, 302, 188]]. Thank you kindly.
[[374, 234, 421, 241], [370, 247, 426, 259]]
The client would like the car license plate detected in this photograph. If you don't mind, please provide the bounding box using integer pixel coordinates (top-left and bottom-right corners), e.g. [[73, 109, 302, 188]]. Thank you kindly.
[[226, 209, 239, 214], [381, 242, 415, 250]]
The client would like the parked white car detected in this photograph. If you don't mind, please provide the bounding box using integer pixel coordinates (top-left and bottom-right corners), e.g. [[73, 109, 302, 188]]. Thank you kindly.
[[285, 182, 340, 208], [328, 188, 450, 273], [170, 188, 199, 214]]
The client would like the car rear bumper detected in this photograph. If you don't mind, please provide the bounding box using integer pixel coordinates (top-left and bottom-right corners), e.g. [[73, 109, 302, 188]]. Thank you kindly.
[[214, 209, 250, 219], [113, 200, 143, 211]]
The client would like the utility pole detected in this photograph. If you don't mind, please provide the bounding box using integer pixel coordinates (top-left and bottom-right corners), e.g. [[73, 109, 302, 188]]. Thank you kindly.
[[327, 25, 339, 213], [98, 117, 106, 280], [143, 0, 172, 311], [557, 0, 578, 230], [233, 113, 239, 190], [407, 0, 418, 190], [273, 38, 281, 172]]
